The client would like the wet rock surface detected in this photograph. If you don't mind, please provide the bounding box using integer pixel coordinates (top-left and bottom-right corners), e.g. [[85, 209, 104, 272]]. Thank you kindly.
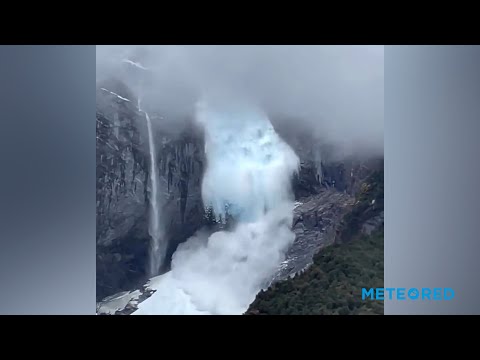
[[96, 85, 147, 248], [96, 80, 206, 301], [269, 190, 355, 285]]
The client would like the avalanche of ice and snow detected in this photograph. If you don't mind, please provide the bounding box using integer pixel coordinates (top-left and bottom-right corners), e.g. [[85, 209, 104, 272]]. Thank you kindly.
[[198, 101, 300, 223], [133, 101, 299, 315]]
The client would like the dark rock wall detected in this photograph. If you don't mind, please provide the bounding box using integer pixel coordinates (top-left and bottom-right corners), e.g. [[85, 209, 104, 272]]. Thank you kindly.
[[96, 83, 206, 301], [270, 190, 355, 285], [96, 89, 148, 248], [154, 128, 205, 264], [275, 121, 382, 200]]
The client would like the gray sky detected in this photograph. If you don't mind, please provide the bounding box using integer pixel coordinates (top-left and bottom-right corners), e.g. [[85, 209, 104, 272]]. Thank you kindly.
[[96, 45, 384, 156]]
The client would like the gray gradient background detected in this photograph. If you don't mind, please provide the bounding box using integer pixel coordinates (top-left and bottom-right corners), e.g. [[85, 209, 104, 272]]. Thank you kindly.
[[385, 45, 480, 314], [0, 45, 478, 314], [0, 46, 95, 314]]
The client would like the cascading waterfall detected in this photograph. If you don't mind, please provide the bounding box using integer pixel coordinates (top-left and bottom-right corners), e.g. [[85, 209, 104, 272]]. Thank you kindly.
[[138, 98, 164, 278], [133, 100, 299, 315]]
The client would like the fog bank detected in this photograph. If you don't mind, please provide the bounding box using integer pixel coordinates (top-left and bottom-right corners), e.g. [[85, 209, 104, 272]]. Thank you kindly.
[[96, 45, 384, 156]]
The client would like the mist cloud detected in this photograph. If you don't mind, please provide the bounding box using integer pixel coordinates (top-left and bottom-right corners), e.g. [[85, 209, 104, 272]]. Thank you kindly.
[[96, 45, 384, 156]]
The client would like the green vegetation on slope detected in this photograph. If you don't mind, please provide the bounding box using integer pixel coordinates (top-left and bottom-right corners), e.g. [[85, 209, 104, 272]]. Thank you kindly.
[[246, 167, 384, 315], [247, 230, 383, 315]]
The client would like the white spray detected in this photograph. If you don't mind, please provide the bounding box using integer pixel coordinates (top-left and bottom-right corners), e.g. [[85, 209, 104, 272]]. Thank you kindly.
[[133, 100, 299, 315]]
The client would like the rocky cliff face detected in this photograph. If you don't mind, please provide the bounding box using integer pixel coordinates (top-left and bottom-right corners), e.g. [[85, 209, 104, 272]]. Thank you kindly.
[[154, 125, 205, 263], [267, 124, 382, 286], [270, 190, 355, 285], [96, 82, 147, 248], [275, 122, 381, 200], [96, 80, 205, 301]]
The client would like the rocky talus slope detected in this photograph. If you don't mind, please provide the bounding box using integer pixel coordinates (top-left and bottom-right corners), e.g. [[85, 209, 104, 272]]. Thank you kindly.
[[245, 168, 384, 315]]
